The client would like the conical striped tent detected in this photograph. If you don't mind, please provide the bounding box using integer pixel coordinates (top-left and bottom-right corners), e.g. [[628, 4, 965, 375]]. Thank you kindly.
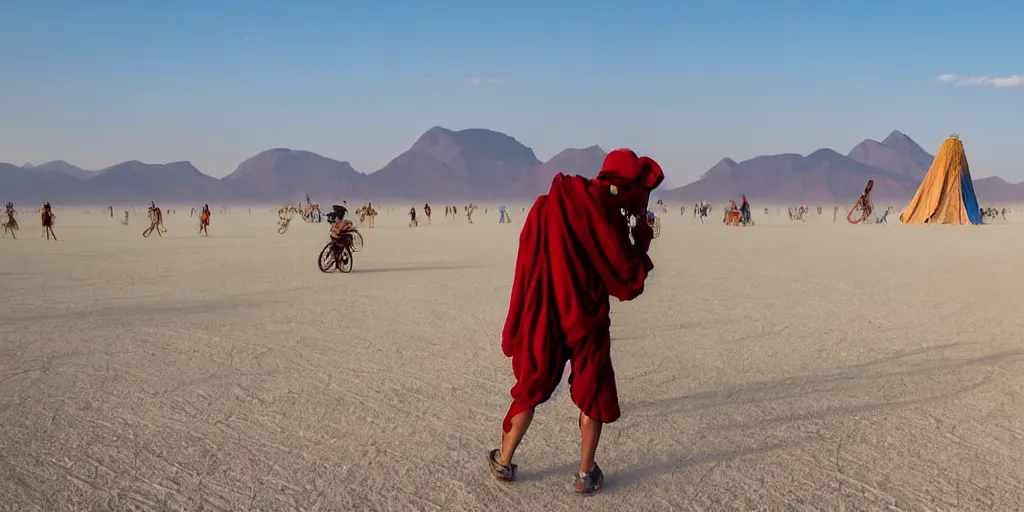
[[900, 135, 981, 225]]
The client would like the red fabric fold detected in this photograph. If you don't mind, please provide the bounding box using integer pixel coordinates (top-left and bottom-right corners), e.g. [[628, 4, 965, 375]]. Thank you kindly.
[[500, 173, 653, 432]]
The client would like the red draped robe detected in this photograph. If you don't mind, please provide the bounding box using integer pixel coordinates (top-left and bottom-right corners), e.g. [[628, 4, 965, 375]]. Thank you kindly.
[[501, 174, 654, 432]]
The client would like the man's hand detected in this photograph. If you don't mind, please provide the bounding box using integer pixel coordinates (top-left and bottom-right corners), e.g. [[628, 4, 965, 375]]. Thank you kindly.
[[632, 219, 654, 253]]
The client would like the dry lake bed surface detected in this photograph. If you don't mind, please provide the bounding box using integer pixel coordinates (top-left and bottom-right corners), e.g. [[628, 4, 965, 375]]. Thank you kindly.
[[2, 206, 1023, 511]]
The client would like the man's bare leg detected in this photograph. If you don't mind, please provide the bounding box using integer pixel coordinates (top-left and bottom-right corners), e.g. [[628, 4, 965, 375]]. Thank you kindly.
[[498, 408, 535, 466], [579, 412, 603, 473]]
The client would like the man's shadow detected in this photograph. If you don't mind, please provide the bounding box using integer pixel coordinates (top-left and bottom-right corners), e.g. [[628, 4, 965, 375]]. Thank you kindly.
[[518, 342, 1022, 493]]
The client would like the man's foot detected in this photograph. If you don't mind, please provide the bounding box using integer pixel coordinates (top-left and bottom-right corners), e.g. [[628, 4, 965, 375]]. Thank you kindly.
[[487, 449, 517, 482], [573, 464, 603, 495]]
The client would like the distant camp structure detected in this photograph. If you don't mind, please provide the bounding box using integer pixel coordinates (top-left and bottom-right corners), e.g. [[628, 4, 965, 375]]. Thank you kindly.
[[900, 134, 981, 225]]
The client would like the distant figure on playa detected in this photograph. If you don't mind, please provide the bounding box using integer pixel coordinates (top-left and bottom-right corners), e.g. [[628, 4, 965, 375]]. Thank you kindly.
[[143, 202, 165, 237], [833, 205, 839, 221], [108, 205, 114, 218], [409, 207, 418, 227], [488, 149, 663, 494], [424, 203, 431, 223], [466, 204, 475, 224], [365, 202, 376, 228], [3, 202, 18, 238], [277, 205, 294, 234], [121, 211, 130, 226], [740, 195, 751, 224], [498, 204, 511, 224], [877, 206, 893, 224], [190, 207, 196, 217], [40, 202, 57, 241], [199, 204, 211, 235]]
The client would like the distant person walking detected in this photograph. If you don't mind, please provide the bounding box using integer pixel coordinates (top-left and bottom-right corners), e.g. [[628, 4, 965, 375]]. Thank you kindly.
[[3, 202, 18, 238], [409, 207, 418, 227], [40, 202, 57, 241], [498, 204, 512, 224], [199, 204, 211, 235]]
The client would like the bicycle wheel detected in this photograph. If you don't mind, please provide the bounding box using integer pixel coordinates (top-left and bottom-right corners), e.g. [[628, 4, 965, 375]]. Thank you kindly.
[[317, 243, 336, 273], [278, 223, 288, 234], [142, 226, 153, 238], [350, 230, 364, 252], [338, 246, 353, 273]]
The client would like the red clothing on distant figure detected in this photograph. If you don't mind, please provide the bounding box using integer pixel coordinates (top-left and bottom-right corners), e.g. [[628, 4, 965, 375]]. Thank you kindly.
[[500, 172, 656, 433]]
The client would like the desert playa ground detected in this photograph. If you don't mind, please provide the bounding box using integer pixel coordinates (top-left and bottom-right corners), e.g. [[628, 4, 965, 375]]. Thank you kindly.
[[2, 205, 1024, 511]]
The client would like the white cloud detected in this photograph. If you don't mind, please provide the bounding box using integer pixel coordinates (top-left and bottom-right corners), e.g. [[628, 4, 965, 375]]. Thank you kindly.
[[936, 74, 1024, 88], [465, 77, 502, 86]]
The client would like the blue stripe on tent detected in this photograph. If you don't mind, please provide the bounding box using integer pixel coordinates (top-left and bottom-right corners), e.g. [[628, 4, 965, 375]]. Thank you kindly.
[[960, 168, 981, 225]]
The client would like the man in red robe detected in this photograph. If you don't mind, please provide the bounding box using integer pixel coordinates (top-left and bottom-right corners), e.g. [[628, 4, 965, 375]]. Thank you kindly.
[[487, 148, 664, 494]]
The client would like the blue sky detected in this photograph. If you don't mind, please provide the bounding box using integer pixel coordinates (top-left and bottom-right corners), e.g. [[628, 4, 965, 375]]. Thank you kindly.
[[1, 0, 1021, 187]]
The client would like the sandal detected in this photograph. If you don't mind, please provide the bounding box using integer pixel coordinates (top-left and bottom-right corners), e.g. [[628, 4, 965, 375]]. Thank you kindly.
[[573, 464, 604, 494], [487, 449, 517, 482]]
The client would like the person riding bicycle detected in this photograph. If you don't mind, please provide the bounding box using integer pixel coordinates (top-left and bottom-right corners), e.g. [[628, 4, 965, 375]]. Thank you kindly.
[[328, 205, 355, 249]]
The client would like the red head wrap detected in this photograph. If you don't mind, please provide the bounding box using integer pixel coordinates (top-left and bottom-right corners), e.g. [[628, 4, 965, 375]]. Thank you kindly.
[[594, 149, 664, 214], [597, 149, 665, 191]]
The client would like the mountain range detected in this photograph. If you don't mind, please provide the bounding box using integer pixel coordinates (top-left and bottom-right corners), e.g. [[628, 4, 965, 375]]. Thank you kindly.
[[2, 127, 1021, 205]]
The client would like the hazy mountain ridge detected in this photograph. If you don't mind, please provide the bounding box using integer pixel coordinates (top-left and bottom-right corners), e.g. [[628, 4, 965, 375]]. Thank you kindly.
[[663, 130, 1022, 203], [3, 129, 1022, 204]]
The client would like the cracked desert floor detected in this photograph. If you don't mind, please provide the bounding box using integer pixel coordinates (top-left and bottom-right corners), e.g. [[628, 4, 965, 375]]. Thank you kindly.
[[2, 206, 1023, 511]]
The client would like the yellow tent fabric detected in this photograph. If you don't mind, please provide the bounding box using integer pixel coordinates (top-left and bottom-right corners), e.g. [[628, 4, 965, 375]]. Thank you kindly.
[[900, 136, 980, 225]]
